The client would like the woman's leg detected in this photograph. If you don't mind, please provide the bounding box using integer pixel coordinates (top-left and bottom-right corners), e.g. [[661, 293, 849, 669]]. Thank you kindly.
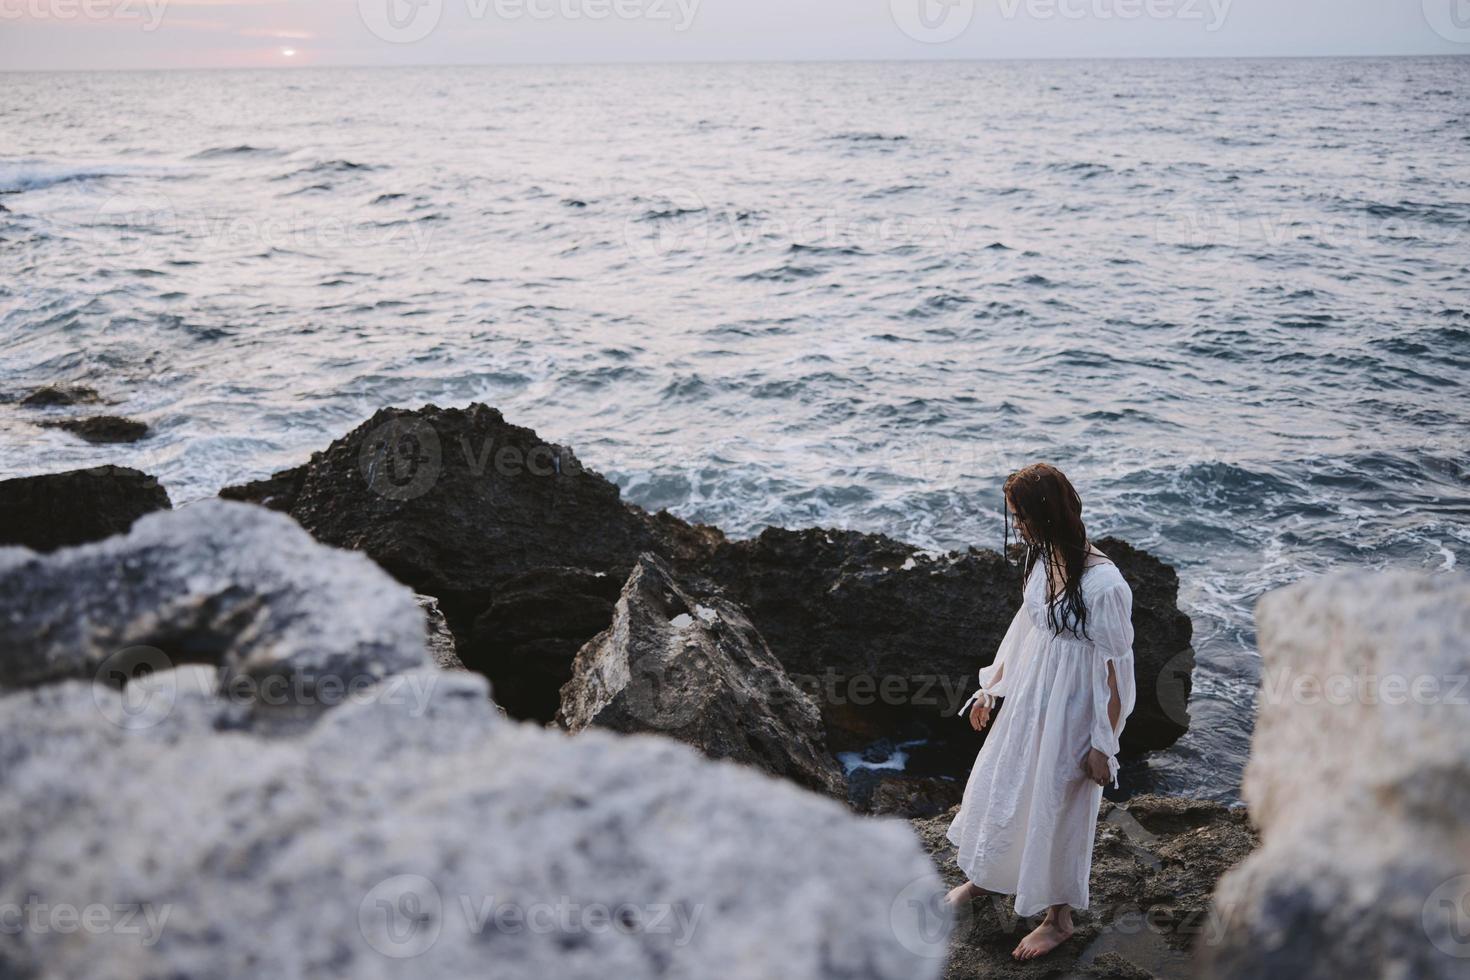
[[1012, 903, 1074, 960]]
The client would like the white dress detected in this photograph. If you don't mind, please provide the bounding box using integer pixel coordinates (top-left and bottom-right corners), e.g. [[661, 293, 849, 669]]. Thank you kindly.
[[946, 558, 1137, 916]]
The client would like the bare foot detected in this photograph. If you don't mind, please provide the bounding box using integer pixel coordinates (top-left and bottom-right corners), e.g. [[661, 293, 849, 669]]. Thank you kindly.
[[1011, 917, 1073, 960], [944, 881, 986, 906]]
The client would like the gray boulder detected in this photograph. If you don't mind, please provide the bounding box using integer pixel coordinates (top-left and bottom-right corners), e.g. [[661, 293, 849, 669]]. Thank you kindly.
[[0, 667, 946, 980], [1201, 570, 1470, 979], [558, 554, 845, 798], [0, 500, 428, 704]]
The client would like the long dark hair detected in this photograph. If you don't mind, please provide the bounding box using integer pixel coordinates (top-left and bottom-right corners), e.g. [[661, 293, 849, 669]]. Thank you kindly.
[[1003, 463, 1091, 638]]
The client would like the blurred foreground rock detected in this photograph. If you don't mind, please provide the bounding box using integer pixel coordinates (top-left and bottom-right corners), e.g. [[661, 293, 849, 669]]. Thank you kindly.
[[0, 500, 427, 706], [1201, 570, 1470, 979], [0, 676, 943, 979]]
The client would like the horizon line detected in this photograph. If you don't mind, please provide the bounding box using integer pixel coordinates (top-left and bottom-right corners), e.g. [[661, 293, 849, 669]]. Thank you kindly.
[[3, 48, 1469, 74]]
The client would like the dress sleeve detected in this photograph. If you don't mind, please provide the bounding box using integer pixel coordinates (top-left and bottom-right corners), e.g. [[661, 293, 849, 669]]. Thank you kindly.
[[956, 605, 1032, 716], [1088, 580, 1137, 787]]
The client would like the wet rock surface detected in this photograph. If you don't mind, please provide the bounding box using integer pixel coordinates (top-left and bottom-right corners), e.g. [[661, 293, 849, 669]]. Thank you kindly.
[[0, 465, 171, 552], [913, 795, 1256, 980], [1202, 570, 1470, 980], [559, 554, 845, 797]]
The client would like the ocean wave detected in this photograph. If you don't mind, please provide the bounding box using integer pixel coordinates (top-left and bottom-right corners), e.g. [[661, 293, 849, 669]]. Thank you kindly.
[[188, 145, 282, 160], [0, 160, 137, 194], [273, 160, 381, 181], [828, 131, 908, 143]]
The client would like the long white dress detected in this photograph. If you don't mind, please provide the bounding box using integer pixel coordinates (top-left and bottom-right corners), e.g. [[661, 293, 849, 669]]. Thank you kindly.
[[946, 558, 1137, 916]]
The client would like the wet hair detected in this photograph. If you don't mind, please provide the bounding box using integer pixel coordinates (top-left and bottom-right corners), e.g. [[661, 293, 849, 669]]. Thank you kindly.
[[1003, 463, 1091, 638]]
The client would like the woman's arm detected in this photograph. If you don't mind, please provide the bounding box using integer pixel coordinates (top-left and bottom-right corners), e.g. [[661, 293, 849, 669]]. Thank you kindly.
[[1106, 660, 1121, 731], [1083, 582, 1136, 787]]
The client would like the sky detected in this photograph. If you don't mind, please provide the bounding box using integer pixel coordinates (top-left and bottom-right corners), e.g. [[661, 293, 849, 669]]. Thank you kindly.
[[1, 0, 1468, 71]]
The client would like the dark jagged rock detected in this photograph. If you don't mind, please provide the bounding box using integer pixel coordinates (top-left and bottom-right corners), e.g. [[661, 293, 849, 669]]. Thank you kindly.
[[559, 554, 845, 798], [699, 529, 1015, 765], [218, 462, 308, 512], [0, 465, 171, 552], [279, 404, 697, 597], [42, 415, 150, 444], [1092, 537, 1195, 752], [701, 529, 1191, 764], [221, 404, 722, 722], [912, 795, 1256, 980], [854, 772, 964, 819], [469, 566, 625, 719], [19, 384, 101, 407], [694, 528, 1191, 797]]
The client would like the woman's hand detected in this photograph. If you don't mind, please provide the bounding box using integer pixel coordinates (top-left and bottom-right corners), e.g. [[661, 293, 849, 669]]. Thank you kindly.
[[1082, 749, 1112, 786], [968, 698, 992, 732]]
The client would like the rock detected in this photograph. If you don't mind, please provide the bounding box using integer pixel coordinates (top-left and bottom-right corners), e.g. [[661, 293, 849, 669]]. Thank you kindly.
[[0, 500, 428, 703], [275, 404, 693, 597], [700, 529, 1193, 788], [19, 383, 100, 407], [1201, 571, 1470, 980], [1094, 538, 1195, 753], [220, 404, 721, 722], [416, 593, 467, 671], [1085, 951, 1157, 979], [0, 465, 171, 552], [218, 462, 308, 512], [855, 773, 963, 819], [218, 404, 1194, 775], [42, 415, 150, 443], [912, 795, 1256, 980], [559, 554, 845, 798], [0, 666, 945, 980], [470, 566, 625, 719]]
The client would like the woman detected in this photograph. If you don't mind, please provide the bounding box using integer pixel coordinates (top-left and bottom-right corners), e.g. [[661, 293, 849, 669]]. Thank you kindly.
[[945, 463, 1137, 961]]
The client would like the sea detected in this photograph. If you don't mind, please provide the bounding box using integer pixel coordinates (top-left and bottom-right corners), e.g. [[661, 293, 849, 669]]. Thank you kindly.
[[3, 57, 1467, 801]]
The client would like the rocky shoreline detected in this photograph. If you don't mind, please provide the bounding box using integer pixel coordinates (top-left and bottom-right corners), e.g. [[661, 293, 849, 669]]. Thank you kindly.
[[10, 398, 1454, 978], [208, 402, 1196, 815]]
